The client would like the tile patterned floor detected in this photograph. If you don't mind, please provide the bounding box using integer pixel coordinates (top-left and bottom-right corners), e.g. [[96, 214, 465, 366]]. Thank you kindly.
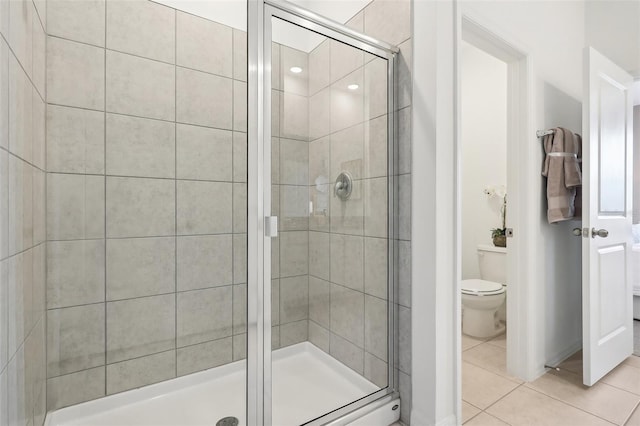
[[462, 333, 640, 426]]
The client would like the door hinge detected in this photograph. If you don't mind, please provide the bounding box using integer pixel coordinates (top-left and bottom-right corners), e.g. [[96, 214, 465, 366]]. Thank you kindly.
[[506, 228, 514, 238], [265, 216, 278, 238]]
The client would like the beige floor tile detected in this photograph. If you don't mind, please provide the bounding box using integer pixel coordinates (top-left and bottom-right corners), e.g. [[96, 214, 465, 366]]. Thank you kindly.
[[487, 333, 506, 349], [623, 355, 640, 369], [463, 342, 523, 383], [486, 386, 613, 426], [463, 334, 488, 352], [526, 368, 640, 425], [602, 364, 640, 395], [462, 401, 481, 423], [559, 350, 583, 375], [626, 404, 640, 426], [462, 361, 520, 410], [465, 412, 509, 426]]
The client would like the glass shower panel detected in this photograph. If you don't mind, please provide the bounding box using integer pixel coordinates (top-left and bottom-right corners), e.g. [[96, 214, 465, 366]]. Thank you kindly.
[[270, 16, 390, 425]]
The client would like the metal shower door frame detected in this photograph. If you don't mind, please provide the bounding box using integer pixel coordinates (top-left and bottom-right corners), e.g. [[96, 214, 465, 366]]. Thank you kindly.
[[248, 1, 400, 424]]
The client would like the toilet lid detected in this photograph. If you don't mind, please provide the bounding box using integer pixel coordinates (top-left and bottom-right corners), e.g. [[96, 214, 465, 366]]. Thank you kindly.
[[461, 279, 504, 296]]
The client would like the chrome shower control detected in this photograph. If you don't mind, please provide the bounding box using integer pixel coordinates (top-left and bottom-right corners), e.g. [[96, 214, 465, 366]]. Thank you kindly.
[[334, 171, 353, 201]]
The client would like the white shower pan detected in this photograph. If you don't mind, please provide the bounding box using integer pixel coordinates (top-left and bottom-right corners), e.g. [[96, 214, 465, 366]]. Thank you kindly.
[[45, 342, 399, 426]]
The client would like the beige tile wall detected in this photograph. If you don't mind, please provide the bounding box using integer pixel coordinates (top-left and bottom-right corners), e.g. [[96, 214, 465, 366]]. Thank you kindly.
[[44, 0, 252, 411], [0, 0, 48, 425]]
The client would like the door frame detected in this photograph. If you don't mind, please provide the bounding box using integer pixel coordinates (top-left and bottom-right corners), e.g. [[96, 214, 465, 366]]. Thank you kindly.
[[454, 11, 538, 414], [248, 0, 401, 424]]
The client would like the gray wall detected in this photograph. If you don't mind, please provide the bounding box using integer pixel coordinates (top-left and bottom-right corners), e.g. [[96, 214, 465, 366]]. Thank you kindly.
[[44, 0, 251, 410], [0, 0, 48, 424]]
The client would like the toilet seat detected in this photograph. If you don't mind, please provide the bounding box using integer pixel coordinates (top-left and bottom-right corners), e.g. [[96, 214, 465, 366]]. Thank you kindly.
[[461, 279, 505, 296]]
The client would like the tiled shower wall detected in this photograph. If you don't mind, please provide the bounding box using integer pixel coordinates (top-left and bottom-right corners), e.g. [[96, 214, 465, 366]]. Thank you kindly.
[[0, 0, 48, 424], [43, 0, 253, 410], [303, 1, 413, 422]]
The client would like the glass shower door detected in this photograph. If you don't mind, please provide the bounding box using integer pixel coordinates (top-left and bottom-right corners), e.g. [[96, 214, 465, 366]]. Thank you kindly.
[[262, 8, 396, 425]]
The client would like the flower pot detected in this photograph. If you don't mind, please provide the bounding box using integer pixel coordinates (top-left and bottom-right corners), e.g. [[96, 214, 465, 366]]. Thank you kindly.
[[493, 235, 507, 247]]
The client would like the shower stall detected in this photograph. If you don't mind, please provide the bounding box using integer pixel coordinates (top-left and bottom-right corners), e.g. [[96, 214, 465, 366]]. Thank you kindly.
[[0, 0, 405, 424]]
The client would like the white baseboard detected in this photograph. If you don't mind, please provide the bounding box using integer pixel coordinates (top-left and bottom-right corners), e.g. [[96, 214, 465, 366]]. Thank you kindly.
[[545, 339, 582, 370]]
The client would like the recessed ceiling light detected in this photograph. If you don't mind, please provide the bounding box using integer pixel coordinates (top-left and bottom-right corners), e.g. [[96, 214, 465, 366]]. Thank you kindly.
[[347, 84, 359, 90], [290, 66, 302, 73]]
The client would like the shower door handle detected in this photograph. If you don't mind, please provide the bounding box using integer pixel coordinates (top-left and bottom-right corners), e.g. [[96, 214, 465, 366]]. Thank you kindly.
[[265, 216, 278, 238]]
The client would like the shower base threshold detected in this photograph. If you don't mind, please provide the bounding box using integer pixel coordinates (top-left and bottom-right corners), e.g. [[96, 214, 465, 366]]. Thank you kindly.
[[45, 342, 398, 426]]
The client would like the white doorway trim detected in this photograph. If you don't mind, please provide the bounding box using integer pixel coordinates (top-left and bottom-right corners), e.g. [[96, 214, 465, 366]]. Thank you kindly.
[[456, 11, 541, 398]]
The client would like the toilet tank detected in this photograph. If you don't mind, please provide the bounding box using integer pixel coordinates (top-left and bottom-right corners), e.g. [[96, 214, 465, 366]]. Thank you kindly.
[[477, 244, 507, 284]]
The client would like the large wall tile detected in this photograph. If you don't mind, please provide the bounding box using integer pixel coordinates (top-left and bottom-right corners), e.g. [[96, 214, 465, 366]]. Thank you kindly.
[[106, 177, 175, 238], [308, 136, 329, 185], [329, 178, 363, 235], [32, 90, 45, 169], [176, 124, 232, 181], [106, 237, 175, 301], [106, 50, 175, 121], [309, 276, 330, 328], [0, 151, 7, 259], [279, 138, 308, 185], [0, 41, 8, 152], [32, 170, 45, 245], [47, 173, 105, 240], [233, 29, 247, 82], [280, 92, 308, 141], [177, 180, 232, 235], [176, 12, 232, 77], [8, 157, 24, 254], [47, 105, 105, 174], [177, 286, 232, 347], [46, 366, 105, 410], [106, 0, 175, 63], [280, 275, 308, 324], [106, 294, 175, 363], [47, 240, 105, 309], [9, 54, 32, 162], [177, 337, 232, 376], [330, 234, 364, 292], [331, 123, 364, 181], [280, 320, 307, 347], [364, 295, 387, 362], [330, 39, 363, 84], [363, 0, 411, 46], [233, 234, 247, 284], [233, 132, 247, 182], [9, 0, 32, 74], [47, 304, 105, 377], [280, 46, 308, 97], [176, 67, 232, 129], [308, 88, 330, 141], [330, 284, 364, 347], [363, 115, 387, 179], [232, 284, 246, 334], [330, 332, 363, 374], [308, 40, 329, 96], [308, 231, 329, 281], [364, 177, 388, 238], [364, 352, 387, 388], [397, 106, 412, 174], [0, 260, 8, 371], [106, 114, 175, 178], [177, 235, 232, 291], [279, 231, 308, 277], [363, 237, 387, 300], [398, 240, 411, 307], [309, 321, 329, 352], [48, 0, 105, 46], [47, 37, 105, 111], [106, 350, 176, 395], [364, 58, 388, 120], [331, 69, 364, 133], [233, 80, 247, 132], [31, 15, 45, 99], [233, 183, 247, 233], [279, 185, 308, 231]]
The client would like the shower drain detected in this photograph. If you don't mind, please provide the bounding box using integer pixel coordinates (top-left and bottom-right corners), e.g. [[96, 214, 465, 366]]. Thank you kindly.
[[216, 417, 239, 426]]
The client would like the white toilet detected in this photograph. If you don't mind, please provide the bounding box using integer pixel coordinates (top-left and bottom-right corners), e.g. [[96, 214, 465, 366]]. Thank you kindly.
[[461, 244, 507, 338]]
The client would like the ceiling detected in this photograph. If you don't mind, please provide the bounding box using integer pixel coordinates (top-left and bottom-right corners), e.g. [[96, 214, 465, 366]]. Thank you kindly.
[[154, 0, 372, 52]]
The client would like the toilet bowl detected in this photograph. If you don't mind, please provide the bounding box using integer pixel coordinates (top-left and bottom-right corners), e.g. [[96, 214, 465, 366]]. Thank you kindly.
[[462, 279, 506, 338], [461, 245, 507, 338]]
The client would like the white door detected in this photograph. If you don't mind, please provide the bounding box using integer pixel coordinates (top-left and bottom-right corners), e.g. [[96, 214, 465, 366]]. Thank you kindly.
[[582, 47, 634, 386]]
